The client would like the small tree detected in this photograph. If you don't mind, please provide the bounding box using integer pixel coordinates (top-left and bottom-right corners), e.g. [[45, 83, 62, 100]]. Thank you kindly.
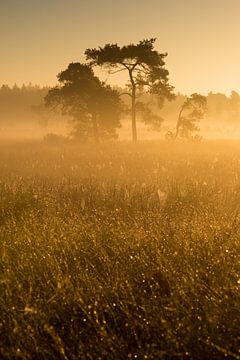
[[85, 38, 175, 142], [45, 63, 122, 142], [171, 93, 207, 140]]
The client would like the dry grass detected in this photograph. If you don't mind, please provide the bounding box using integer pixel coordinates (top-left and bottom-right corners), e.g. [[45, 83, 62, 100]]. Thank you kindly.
[[0, 140, 239, 359]]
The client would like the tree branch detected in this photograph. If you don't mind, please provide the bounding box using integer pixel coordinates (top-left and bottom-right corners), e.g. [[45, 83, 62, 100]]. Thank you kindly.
[[120, 62, 130, 70], [108, 68, 126, 75]]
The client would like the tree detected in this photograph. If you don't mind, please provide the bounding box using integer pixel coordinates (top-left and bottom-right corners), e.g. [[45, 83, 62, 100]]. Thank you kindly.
[[85, 38, 175, 142], [170, 93, 207, 140], [45, 63, 122, 142]]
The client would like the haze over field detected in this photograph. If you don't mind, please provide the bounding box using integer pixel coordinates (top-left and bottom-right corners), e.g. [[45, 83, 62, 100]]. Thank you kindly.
[[1, 85, 240, 141]]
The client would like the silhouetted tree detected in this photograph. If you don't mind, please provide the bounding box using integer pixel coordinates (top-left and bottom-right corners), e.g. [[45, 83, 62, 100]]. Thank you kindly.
[[85, 38, 175, 142], [45, 63, 122, 142], [173, 93, 207, 140]]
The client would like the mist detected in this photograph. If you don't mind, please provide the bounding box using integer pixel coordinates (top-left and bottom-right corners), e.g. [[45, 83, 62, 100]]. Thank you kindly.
[[1, 84, 240, 142]]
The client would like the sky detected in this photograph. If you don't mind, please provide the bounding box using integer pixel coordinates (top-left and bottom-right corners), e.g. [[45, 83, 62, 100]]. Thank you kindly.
[[1, 0, 240, 95]]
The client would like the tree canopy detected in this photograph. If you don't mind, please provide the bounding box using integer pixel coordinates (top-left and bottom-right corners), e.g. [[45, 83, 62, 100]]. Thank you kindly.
[[85, 38, 175, 142], [45, 63, 122, 142]]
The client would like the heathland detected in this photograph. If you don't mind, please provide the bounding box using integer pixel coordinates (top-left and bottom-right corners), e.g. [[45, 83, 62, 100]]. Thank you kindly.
[[0, 141, 239, 359]]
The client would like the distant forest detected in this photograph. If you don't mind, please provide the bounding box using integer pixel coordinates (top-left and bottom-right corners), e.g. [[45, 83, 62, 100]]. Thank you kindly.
[[1, 84, 240, 138]]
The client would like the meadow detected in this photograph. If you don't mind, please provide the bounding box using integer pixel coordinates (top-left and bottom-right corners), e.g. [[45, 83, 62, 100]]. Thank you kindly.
[[0, 140, 239, 359]]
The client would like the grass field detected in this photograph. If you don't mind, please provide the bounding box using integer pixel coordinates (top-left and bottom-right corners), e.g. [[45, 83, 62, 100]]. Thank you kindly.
[[0, 140, 239, 359]]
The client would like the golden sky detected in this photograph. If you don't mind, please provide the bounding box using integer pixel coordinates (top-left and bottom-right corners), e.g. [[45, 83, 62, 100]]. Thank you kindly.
[[1, 0, 240, 94]]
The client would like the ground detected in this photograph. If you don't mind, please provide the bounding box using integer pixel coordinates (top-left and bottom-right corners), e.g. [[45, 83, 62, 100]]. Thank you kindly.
[[0, 140, 239, 359]]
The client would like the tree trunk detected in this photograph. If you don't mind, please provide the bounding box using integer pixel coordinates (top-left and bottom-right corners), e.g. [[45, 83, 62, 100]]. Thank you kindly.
[[175, 106, 184, 140], [131, 86, 137, 142], [92, 114, 99, 143], [129, 70, 137, 143]]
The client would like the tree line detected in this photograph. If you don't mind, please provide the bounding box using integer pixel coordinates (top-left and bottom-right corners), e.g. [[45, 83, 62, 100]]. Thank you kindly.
[[1, 40, 240, 141]]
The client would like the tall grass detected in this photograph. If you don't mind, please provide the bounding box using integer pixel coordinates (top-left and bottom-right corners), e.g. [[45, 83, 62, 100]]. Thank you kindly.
[[0, 141, 239, 359]]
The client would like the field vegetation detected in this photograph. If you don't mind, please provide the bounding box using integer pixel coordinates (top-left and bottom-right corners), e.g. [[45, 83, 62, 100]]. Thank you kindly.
[[0, 140, 239, 359]]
